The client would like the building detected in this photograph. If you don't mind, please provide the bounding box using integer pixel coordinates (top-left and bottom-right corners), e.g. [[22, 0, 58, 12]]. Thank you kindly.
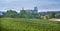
[[33, 7, 38, 14], [26, 7, 38, 14], [20, 7, 39, 18]]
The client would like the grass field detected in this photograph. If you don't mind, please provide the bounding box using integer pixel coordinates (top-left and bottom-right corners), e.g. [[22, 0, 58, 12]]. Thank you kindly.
[[0, 18, 60, 31]]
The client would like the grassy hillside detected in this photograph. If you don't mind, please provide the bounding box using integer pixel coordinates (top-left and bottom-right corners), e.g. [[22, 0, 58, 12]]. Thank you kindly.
[[0, 18, 60, 31]]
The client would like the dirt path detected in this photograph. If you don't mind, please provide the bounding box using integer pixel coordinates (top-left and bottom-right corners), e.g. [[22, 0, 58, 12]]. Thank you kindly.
[[49, 19, 60, 21]]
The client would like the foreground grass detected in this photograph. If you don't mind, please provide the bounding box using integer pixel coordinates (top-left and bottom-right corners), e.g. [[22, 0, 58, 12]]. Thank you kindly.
[[0, 18, 60, 31]]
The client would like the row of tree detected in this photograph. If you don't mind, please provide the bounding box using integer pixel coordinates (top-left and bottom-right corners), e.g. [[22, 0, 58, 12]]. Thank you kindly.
[[0, 10, 40, 19], [0, 9, 60, 19]]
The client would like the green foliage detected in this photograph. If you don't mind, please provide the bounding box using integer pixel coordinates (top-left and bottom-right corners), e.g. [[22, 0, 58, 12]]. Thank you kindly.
[[0, 15, 3, 18], [20, 10, 35, 18], [51, 12, 55, 18], [55, 14, 60, 18], [0, 18, 60, 31], [1, 9, 60, 19], [47, 12, 55, 19], [20, 10, 27, 18], [5, 10, 18, 18]]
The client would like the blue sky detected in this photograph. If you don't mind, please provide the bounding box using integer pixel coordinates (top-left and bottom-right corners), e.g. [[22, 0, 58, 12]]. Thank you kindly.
[[0, 0, 60, 12]]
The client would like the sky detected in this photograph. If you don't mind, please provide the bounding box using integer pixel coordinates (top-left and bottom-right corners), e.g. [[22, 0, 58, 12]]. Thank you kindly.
[[0, 0, 60, 12]]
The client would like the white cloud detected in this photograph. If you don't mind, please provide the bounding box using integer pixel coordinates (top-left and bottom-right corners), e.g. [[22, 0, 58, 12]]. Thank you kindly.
[[0, 0, 60, 12]]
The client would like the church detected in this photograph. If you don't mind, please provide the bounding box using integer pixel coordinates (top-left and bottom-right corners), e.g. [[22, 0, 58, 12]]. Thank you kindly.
[[21, 7, 38, 15], [20, 7, 39, 18]]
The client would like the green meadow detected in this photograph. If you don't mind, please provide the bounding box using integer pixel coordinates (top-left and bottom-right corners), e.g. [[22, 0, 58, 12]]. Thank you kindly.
[[0, 18, 60, 31]]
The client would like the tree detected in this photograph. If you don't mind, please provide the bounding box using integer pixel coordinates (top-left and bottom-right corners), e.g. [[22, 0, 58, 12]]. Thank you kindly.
[[19, 10, 26, 18], [5, 10, 18, 18], [19, 10, 33, 18], [55, 14, 60, 18], [48, 12, 55, 19], [51, 12, 55, 18]]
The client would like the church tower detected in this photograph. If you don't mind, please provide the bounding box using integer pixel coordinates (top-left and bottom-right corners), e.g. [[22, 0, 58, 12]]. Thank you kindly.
[[34, 7, 38, 11], [33, 7, 38, 14]]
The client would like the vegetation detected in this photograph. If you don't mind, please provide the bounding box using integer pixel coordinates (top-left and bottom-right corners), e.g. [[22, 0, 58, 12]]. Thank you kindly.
[[0, 18, 60, 31], [0, 9, 60, 19], [0, 9, 41, 19], [5, 10, 19, 18], [0, 9, 60, 31]]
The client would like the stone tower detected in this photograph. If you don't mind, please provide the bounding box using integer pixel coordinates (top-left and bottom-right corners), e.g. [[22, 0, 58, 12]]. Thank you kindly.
[[33, 7, 38, 14]]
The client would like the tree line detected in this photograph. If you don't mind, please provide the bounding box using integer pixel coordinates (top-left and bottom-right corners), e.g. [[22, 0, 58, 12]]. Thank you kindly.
[[0, 9, 40, 19], [0, 9, 60, 19]]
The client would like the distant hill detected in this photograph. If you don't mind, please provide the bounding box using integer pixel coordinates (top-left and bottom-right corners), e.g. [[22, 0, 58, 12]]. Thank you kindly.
[[0, 11, 3, 15], [0, 11, 5, 15], [39, 11, 60, 15]]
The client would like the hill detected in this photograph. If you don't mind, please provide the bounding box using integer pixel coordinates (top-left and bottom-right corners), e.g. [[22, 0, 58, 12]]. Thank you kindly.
[[0, 18, 60, 31]]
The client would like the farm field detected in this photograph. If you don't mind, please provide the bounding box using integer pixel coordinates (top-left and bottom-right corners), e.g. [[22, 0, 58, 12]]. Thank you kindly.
[[0, 18, 60, 31]]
